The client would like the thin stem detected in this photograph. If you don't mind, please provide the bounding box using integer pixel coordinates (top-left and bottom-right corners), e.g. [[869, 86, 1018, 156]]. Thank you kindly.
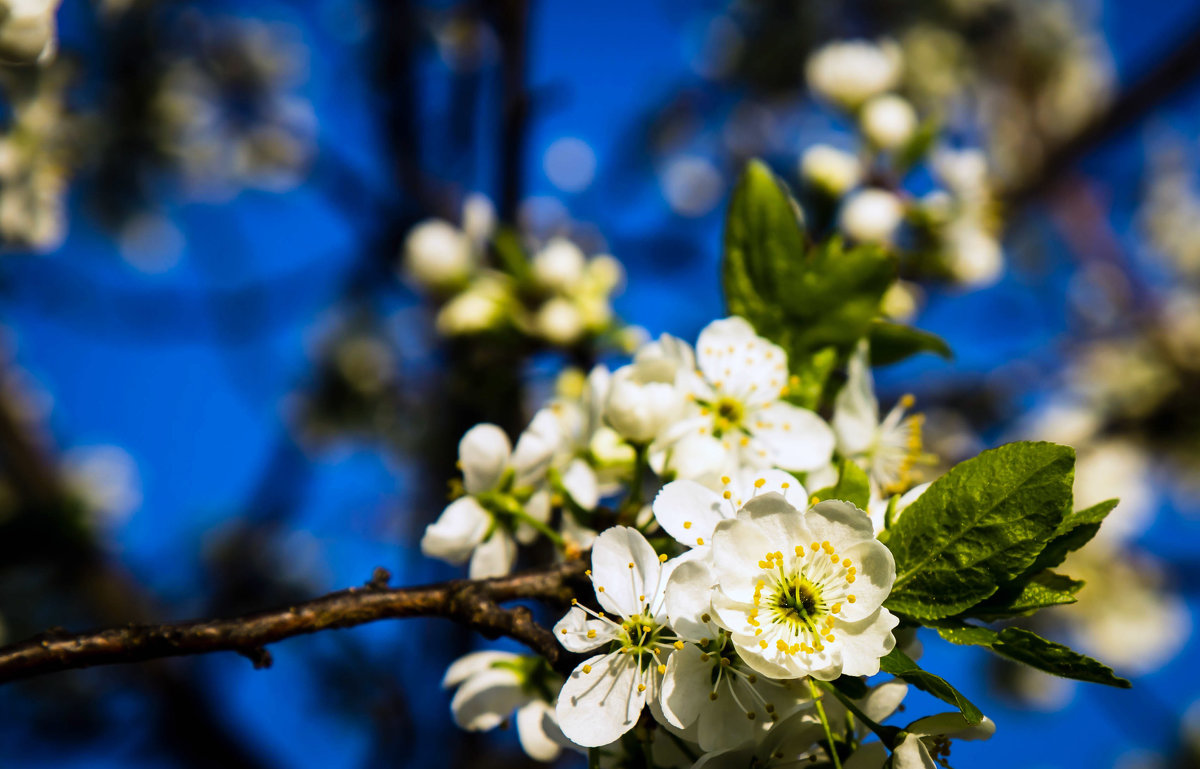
[[513, 509, 566, 548], [809, 677, 844, 769], [815, 679, 900, 750], [619, 442, 649, 525], [588, 747, 600, 769]]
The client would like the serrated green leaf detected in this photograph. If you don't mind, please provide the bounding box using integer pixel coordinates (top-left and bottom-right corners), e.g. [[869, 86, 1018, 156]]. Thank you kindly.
[[878, 649, 983, 724], [884, 442, 1074, 620], [784, 238, 895, 352], [812, 458, 871, 510], [934, 623, 1131, 688], [722, 159, 805, 327], [967, 570, 1083, 620], [868, 320, 953, 366], [1028, 499, 1119, 574]]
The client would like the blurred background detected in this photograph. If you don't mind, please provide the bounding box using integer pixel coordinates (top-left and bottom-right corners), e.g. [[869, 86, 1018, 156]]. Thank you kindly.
[[0, 0, 1199, 767]]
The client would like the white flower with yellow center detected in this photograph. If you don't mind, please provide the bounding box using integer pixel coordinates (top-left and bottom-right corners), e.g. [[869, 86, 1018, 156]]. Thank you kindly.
[[659, 558, 813, 753], [420, 419, 555, 578], [652, 469, 804, 550], [672, 317, 833, 480], [708, 493, 898, 680], [834, 340, 927, 496], [553, 527, 684, 747]]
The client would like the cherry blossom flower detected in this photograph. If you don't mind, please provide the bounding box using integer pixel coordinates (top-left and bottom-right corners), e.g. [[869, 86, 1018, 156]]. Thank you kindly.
[[553, 526, 683, 747], [705, 493, 899, 680], [420, 419, 556, 578], [652, 469, 804, 551]]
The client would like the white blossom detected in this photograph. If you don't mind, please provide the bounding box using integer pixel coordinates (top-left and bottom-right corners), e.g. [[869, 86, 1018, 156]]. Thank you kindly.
[[420, 419, 555, 578], [604, 333, 694, 445], [942, 222, 1003, 288], [668, 317, 834, 480], [688, 708, 825, 769], [0, 0, 61, 64], [861, 95, 918, 150], [833, 340, 925, 496], [840, 189, 905, 245], [800, 144, 862, 197], [404, 219, 474, 290], [806, 40, 903, 108], [553, 527, 683, 747], [442, 651, 569, 762], [652, 469, 804, 551], [706, 493, 898, 680], [532, 237, 587, 293]]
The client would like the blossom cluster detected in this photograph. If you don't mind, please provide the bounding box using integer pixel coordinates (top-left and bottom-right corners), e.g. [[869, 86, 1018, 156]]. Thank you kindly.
[[423, 316, 991, 767], [403, 196, 629, 348], [801, 39, 1004, 293]]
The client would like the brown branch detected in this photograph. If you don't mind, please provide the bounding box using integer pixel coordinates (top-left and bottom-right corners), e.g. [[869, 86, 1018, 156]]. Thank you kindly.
[[0, 559, 588, 685]]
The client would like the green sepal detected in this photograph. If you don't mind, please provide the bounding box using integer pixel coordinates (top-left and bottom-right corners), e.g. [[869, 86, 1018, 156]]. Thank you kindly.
[[878, 648, 984, 724]]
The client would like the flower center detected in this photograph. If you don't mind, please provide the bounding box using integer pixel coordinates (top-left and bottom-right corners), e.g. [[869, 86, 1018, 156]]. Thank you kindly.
[[747, 544, 859, 657], [771, 574, 824, 630], [712, 396, 745, 435]]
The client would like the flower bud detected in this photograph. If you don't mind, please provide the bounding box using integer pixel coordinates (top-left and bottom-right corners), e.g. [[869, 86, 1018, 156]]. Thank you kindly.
[[943, 223, 1003, 288], [861, 94, 917, 150], [435, 279, 508, 335], [839, 188, 905, 245], [535, 297, 585, 345], [531, 237, 586, 292], [404, 219, 472, 290], [585, 254, 624, 294], [604, 365, 684, 444], [800, 144, 861, 196], [806, 40, 902, 108], [0, 0, 60, 64]]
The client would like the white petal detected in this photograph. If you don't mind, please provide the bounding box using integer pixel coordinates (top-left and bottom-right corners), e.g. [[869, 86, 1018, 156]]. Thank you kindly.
[[696, 317, 789, 405], [450, 668, 528, 730], [554, 606, 618, 653], [893, 734, 937, 769], [460, 424, 512, 494], [859, 679, 908, 723], [758, 709, 827, 759], [515, 490, 552, 545], [750, 402, 835, 471], [516, 700, 565, 761], [837, 539, 896, 619], [691, 747, 756, 769], [906, 713, 995, 741], [512, 411, 559, 486], [469, 529, 517, 579], [834, 340, 880, 458], [844, 741, 889, 769], [732, 468, 805, 509], [664, 559, 718, 641], [421, 497, 490, 565], [652, 480, 727, 549], [556, 653, 646, 747], [658, 431, 727, 483], [660, 643, 712, 728], [443, 650, 520, 688], [710, 517, 774, 602], [805, 499, 876, 547], [590, 526, 662, 617], [561, 458, 600, 510], [833, 607, 898, 678]]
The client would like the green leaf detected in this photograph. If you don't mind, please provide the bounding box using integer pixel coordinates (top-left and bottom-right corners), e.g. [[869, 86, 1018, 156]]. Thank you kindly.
[[868, 320, 953, 366], [935, 623, 1131, 688], [829, 675, 869, 701], [1028, 499, 1119, 574], [812, 458, 871, 510], [722, 161, 896, 374], [786, 346, 838, 411], [884, 442, 1075, 620], [722, 159, 805, 328], [878, 649, 984, 724], [491, 227, 530, 280], [967, 570, 1083, 620]]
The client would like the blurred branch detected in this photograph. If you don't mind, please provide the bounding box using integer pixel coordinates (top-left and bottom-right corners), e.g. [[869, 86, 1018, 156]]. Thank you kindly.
[[1006, 12, 1200, 205], [0, 561, 588, 685], [492, 0, 530, 221]]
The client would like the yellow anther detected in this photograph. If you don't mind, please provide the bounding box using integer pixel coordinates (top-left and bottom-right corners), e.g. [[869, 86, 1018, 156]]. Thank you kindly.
[[586, 629, 596, 638], [657, 664, 666, 675], [810, 496, 821, 505], [637, 684, 646, 693], [659, 554, 668, 562], [830, 554, 840, 564], [847, 575, 856, 583], [821, 541, 832, 552], [709, 692, 718, 701], [848, 595, 856, 603], [900, 393, 916, 409], [721, 476, 731, 485], [696, 538, 705, 546], [628, 562, 635, 569], [810, 542, 820, 552], [571, 598, 578, 605], [700, 653, 710, 662], [740, 436, 750, 447], [638, 595, 645, 602], [842, 558, 852, 568], [754, 478, 766, 489], [721, 657, 731, 667], [683, 521, 692, 529], [722, 490, 732, 500], [582, 665, 592, 674], [781, 482, 790, 489], [831, 603, 841, 614], [754, 628, 762, 636], [825, 634, 835, 642], [795, 546, 804, 557], [775, 551, 783, 561], [759, 640, 768, 649], [776, 640, 790, 652], [674, 640, 685, 650], [701, 613, 712, 623], [598, 586, 605, 592], [584, 570, 591, 576], [560, 628, 567, 634]]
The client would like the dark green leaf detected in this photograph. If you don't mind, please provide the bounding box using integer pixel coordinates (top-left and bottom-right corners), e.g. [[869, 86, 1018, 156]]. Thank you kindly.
[[868, 320, 953, 366], [829, 675, 869, 700], [878, 649, 984, 724], [786, 346, 838, 411], [1028, 499, 1119, 574], [812, 458, 871, 510], [935, 623, 1131, 688], [967, 570, 1083, 620], [884, 442, 1075, 620]]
